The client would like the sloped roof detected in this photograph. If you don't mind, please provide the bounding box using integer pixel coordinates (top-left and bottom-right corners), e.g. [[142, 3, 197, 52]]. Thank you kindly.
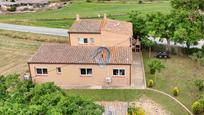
[[103, 19, 133, 35], [69, 19, 132, 35], [69, 19, 102, 33], [28, 43, 132, 65]]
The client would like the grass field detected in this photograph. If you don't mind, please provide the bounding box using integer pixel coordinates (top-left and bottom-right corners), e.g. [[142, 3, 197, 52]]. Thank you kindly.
[[143, 52, 204, 112], [0, 1, 171, 28], [65, 89, 189, 115], [0, 35, 41, 75], [0, 30, 67, 75]]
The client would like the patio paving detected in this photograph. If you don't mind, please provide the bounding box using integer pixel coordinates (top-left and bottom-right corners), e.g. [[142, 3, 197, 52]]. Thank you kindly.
[[131, 52, 146, 89], [98, 101, 128, 115]]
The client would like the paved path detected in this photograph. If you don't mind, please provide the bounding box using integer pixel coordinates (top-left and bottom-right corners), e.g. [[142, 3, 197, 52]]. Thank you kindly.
[[131, 52, 146, 89], [0, 23, 68, 37], [98, 102, 128, 115]]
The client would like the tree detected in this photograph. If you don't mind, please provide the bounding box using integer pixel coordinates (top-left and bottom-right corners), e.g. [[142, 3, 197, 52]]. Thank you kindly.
[[141, 38, 155, 58], [171, 0, 204, 11], [194, 79, 204, 91], [148, 59, 165, 83], [129, 11, 148, 39], [146, 12, 176, 52], [0, 74, 104, 115], [172, 10, 203, 53]]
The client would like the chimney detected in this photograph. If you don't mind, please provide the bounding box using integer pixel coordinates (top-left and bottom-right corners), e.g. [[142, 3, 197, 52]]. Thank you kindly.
[[76, 14, 80, 21], [104, 13, 107, 20]]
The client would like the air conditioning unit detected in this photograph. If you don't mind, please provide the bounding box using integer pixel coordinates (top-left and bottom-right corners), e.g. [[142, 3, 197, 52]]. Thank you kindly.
[[105, 77, 112, 84], [23, 73, 31, 80]]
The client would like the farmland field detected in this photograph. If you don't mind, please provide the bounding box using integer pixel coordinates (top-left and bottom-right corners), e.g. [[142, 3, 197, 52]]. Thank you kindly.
[[0, 1, 171, 28], [0, 35, 41, 75], [0, 30, 66, 75]]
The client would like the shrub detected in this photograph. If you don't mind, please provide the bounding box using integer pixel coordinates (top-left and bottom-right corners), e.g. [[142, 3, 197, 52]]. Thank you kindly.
[[152, 44, 166, 52], [7, 6, 16, 12], [147, 80, 154, 88], [192, 101, 203, 114], [86, 0, 92, 2], [194, 79, 204, 91], [200, 57, 204, 66], [128, 106, 145, 115], [201, 45, 204, 55], [172, 87, 179, 96], [138, 0, 143, 4], [148, 59, 165, 75], [171, 47, 177, 55]]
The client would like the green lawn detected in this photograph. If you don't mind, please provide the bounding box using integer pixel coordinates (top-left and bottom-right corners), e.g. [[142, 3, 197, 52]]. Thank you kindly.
[[65, 89, 189, 115], [143, 52, 204, 112], [0, 1, 171, 28]]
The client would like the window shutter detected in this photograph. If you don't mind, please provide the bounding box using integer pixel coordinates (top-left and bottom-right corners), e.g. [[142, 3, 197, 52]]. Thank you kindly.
[[90, 38, 95, 43], [78, 38, 84, 44]]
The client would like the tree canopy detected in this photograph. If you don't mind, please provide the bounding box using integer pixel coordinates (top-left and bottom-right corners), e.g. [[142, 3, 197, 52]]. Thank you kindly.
[[0, 74, 104, 115], [171, 0, 204, 11], [129, 0, 204, 52]]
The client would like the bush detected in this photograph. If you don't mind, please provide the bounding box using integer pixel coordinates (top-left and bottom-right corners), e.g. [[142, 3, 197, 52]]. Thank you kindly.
[[148, 59, 165, 75], [172, 87, 179, 96], [128, 106, 145, 115], [7, 6, 16, 12], [194, 79, 204, 91], [152, 44, 166, 52], [200, 57, 204, 66], [147, 80, 154, 88], [138, 0, 143, 4], [192, 101, 203, 114], [182, 48, 200, 55], [86, 0, 92, 2], [201, 45, 204, 55]]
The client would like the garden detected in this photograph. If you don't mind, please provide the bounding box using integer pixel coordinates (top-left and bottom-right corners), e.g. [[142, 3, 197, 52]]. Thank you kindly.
[[129, 0, 204, 114]]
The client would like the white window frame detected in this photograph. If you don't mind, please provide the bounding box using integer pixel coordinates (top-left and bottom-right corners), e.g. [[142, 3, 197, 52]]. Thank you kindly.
[[36, 67, 48, 75], [79, 38, 95, 44], [56, 67, 62, 74], [79, 38, 89, 44], [113, 68, 125, 76], [80, 68, 92, 76]]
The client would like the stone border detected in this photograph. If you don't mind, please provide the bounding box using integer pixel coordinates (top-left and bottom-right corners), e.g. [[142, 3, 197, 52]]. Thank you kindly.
[[140, 52, 147, 88], [146, 88, 193, 115]]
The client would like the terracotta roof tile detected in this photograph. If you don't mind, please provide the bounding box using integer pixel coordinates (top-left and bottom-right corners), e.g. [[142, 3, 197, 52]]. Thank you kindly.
[[28, 43, 132, 65], [69, 19, 102, 33], [103, 19, 132, 35], [69, 19, 132, 35]]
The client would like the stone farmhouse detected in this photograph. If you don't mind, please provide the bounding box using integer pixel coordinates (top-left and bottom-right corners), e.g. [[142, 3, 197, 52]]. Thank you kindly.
[[28, 14, 135, 89]]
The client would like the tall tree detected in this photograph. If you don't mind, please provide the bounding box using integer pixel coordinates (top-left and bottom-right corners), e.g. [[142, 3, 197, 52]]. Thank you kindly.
[[172, 10, 203, 52], [129, 11, 148, 39], [141, 38, 155, 58], [171, 0, 204, 11], [146, 12, 176, 52]]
